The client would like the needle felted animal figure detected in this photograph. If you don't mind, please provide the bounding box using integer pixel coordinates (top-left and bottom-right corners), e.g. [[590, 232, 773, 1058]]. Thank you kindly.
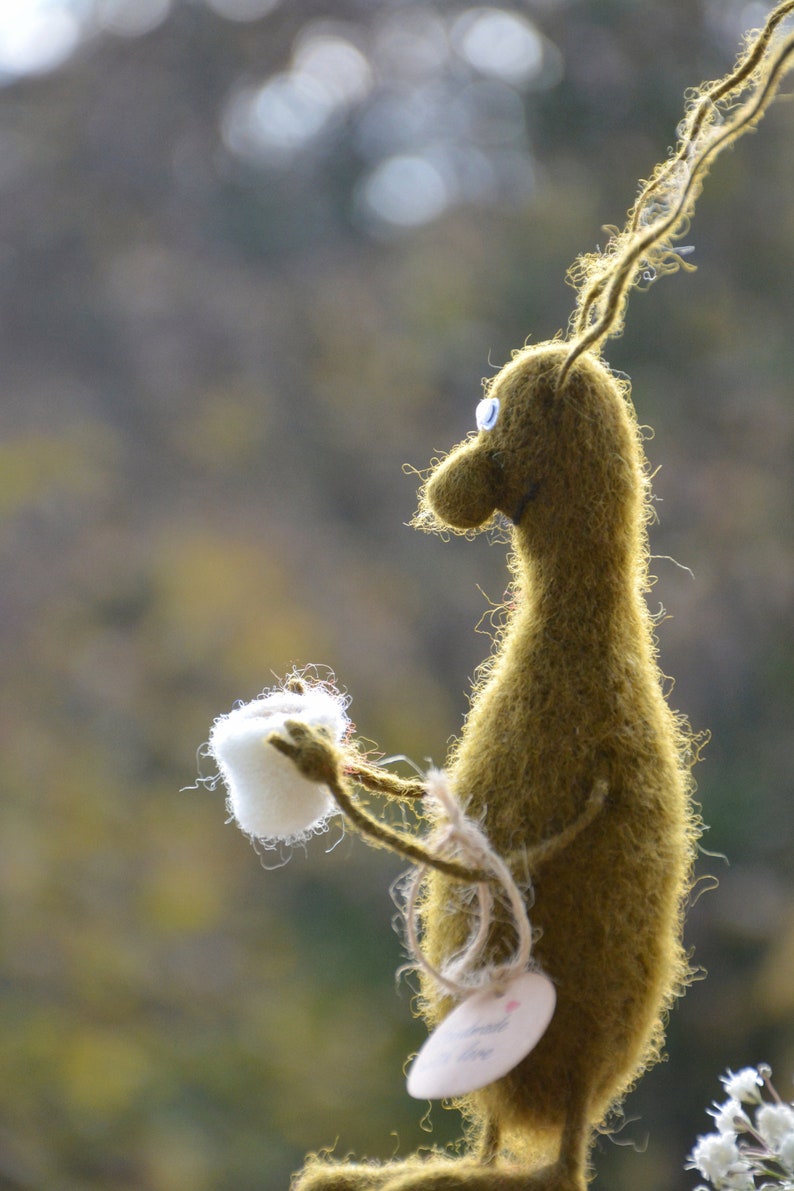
[[282, 344, 698, 1191], [207, 7, 794, 1191], [410, 343, 698, 1189]]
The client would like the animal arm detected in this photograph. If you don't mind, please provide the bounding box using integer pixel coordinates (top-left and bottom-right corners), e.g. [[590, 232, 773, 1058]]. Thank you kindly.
[[512, 778, 609, 875], [344, 757, 426, 801], [283, 675, 425, 800], [269, 722, 491, 884]]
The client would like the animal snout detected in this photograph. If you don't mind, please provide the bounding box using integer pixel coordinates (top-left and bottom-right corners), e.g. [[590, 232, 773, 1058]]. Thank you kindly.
[[425, 442, 502, 530]]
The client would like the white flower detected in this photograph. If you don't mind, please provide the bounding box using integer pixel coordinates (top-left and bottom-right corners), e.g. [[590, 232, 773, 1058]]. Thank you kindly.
[[208, 679, 349, 843], [722, 1068, 764, 1105], [721, 1167, 754, 1191], [688, 1067, 794, 1191], [755, 1103, 794, 1152], [688, 1132, 756, 1190], [689, 1133, 743, 1182], [779, 1130, 794, 1171], [711, 1098, 749, 1137]]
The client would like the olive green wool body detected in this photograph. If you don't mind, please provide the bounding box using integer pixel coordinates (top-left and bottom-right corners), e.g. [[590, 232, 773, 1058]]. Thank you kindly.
[[417, 343, 699, 1164], [290, 346, 700, 1191]]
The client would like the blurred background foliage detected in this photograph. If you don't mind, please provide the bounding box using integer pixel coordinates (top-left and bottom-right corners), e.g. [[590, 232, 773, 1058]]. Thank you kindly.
[[0, 0, 792, 1188]]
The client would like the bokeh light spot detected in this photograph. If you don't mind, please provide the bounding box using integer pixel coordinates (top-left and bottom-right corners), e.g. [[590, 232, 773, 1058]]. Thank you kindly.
[[222, 74, 333, 162], [222, 28, 372, 164], [292, 32, 373, 108], [359, 154, 450, 228], [452, 8, 544, 87], [0, 1, 81, 77], [252, 72, 332, 149]]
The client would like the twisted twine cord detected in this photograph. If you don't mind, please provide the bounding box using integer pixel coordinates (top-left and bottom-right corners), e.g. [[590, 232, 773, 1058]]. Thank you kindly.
[[559, 2, 794, 390], [401, 769, 534, 1000], [325, 761, 493, 884]]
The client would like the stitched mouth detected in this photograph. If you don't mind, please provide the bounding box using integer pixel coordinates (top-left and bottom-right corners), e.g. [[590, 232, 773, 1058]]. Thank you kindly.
[[512, 480, 540, 525]]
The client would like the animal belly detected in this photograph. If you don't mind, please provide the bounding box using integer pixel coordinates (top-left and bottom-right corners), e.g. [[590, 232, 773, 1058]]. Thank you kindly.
[[419, 806, 690, 1138], [502, 866, 679, 1129]]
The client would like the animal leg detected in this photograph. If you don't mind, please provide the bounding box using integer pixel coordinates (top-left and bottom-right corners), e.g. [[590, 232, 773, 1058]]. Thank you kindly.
[[519, 1090, 593, 1191], [378, 1157, 524, 1191], [292, 1122, 502, 1191], [556, 1092, 592, 1191], [293, 1152, 513, 1191], [295, 1115, 590, 1191], [378, 1157, 577, 1191]]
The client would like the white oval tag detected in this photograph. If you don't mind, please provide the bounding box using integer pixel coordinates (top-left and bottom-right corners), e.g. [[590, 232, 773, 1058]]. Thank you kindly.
[[406, 971, 556, 1100]]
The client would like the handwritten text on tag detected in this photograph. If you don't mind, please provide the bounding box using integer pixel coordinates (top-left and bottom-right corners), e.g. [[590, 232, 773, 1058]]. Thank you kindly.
[[406, 971, 556, 1100]]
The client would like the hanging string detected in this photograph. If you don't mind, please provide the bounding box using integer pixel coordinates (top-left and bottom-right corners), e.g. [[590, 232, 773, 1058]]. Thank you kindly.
[[400, 769, 534, 1000]]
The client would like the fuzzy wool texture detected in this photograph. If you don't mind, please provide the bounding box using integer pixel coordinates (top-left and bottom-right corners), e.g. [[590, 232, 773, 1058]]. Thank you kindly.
[[291, 346, 701, 1191], [560, 0, 794, 380], [415, 345, 700, 1164], [209, 685, 349, 843], [293, 1152, 563, 1191]]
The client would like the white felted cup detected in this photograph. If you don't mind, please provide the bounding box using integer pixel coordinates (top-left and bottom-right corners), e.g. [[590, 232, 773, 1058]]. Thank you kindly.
[[208, 685, 349, 843]]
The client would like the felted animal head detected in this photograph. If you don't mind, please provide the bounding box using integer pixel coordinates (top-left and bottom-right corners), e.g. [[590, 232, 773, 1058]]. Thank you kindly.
[[420, 343, 645, 564]]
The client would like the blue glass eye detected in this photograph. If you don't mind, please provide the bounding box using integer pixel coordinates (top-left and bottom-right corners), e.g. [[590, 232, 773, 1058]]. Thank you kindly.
[[475, 396, 500, 432]]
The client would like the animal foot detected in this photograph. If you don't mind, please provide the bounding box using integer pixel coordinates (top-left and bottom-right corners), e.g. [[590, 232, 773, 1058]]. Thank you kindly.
[[292, 1152, 586, 1191], [294, 1154, 505, 1191], [380, 1160, 586, 1191], [378, 1157, 566, 1191], [518, 1161, 586, 1191], [292, 1160, 390, 1191], [377, 1156, 500, 1191]]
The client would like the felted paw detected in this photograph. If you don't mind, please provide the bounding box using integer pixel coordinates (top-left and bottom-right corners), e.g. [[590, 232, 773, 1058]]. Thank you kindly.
[[208, 681, 348, 844], [271, 719, 340, 785], [380, 1161, 488, 1191], [379, 1156, 517, 1191]]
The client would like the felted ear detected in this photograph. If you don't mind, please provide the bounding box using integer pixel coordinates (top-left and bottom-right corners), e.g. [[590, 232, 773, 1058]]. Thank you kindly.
[[424, 441, 500, 531]]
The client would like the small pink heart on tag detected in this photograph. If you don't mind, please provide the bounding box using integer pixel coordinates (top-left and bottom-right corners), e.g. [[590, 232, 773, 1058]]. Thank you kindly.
[[505, 1000, 520, 1013]]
